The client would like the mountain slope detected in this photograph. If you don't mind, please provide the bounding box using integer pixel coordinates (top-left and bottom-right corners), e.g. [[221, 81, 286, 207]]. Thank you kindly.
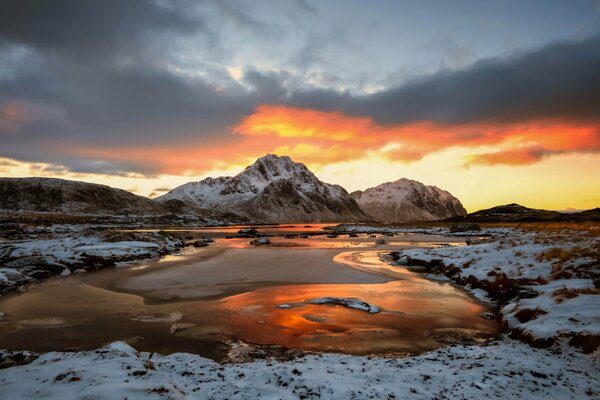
[[0, 177, 169, 215], [351, 178, 466, 223], [157, 154, 367, 223], [446, 203, 600, 222]]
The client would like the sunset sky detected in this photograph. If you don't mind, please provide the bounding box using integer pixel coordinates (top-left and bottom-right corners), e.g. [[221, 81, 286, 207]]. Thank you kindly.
[[1, 0, 599, 212]]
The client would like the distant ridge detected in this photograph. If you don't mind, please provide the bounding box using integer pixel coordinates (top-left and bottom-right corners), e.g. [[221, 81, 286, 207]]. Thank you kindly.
[[446, 203, 600, 222], [0, 177, 166, 215]]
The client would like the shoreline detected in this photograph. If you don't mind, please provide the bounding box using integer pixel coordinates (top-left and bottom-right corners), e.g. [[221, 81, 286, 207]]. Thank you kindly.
[[0, 223, 598, 399]]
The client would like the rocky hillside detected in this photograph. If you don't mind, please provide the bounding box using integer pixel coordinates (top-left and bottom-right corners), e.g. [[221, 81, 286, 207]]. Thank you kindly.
[[351, 178, 466, 223], [157, 154, 367, 223], [447, 203, 600, 222], [0, 178, 167, 215]]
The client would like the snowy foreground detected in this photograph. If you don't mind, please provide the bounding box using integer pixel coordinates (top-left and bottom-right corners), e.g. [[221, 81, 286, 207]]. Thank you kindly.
[[1, 225, 599, 398], [1, 340, 598, 399]]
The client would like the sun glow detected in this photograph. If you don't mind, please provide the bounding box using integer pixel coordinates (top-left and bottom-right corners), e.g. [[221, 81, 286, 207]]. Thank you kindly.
[[3, 104, 599, 212]]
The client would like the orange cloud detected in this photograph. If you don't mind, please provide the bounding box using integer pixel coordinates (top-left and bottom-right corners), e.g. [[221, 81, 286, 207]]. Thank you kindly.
[[235, 105, 600, 167], [463, 146, 551, 167], [235, 105, 372, 141], [64, 105, 600, 175]]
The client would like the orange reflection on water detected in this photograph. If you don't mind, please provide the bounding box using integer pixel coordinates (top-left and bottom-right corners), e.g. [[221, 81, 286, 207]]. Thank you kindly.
[[212, 278, 497, 354]]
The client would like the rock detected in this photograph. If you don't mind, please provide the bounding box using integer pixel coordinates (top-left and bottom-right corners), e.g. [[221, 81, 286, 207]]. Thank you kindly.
[[407, 265, 429, 273], [201, 237, 214, 243], [238, 228, 259, 236], [3, 256, 64, 273], [308, 297, 381, 314], [0, 312, 6, 321], [326, 234, 338, 238], [450, 223, 481, 233], [395, 255, 410, 266], [223, 339, 304, 363], [27, 270, 54, 280], [349, 233, 358, 238], [302, 314, 326, 323], [480, 311, 496, 320], [518, 289, 539, 299], [375, 238, 386, 245], [250, 237, 271, 246], [0, 350, 39, 369], [192, 240, 209, 247], [0, 245, 15, 260]]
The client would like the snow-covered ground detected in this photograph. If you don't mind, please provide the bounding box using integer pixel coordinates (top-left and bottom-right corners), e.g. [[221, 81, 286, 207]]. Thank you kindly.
[[1, 224, 598, 398], [0, 339, 597, 399], [0, 229, 184, 294], [395, 227, 600, 350]]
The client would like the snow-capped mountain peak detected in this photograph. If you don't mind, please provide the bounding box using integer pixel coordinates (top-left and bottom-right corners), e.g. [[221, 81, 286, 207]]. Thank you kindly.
[[157, 154, 366, 223], [351, 178, 466, 223]]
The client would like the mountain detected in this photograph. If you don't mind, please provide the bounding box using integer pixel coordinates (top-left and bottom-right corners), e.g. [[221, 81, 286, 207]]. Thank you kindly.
[[0, 177, 249, 225], [157, 154, 367, 223], [351, 178, 467, 223], [0, 177, 168, 215], [446, 203, 600, 223]]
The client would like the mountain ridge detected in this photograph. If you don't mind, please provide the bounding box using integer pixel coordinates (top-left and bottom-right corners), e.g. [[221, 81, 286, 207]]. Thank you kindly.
[[156, 154, 368, 223], [445, 203, 600, 222], [351, 178, 467, 223]]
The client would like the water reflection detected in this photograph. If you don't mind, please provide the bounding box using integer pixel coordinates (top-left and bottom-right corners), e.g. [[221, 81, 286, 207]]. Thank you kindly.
[[209, 281, 495, 353], [0, 232, 497, 358]]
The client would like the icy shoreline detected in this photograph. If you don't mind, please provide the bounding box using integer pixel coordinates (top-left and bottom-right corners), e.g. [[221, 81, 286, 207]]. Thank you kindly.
[[383, 226, 600, 352], [0, 227, 185, 295]]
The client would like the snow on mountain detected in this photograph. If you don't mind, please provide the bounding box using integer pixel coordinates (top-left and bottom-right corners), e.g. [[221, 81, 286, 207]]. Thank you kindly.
[[351, 178, 466, 223], [157, 154, 366, 223]]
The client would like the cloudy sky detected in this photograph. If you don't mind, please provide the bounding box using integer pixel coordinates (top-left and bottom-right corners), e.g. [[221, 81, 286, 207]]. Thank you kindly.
[[1, 0, 599, 211]]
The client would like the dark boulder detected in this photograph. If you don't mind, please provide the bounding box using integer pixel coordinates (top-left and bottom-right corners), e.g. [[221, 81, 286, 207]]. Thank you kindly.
[[450, 223, 481, 233]]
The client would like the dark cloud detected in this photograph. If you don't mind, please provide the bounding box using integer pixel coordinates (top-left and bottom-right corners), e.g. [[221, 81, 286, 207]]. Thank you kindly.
[[0, 0, 200, 63], [289, 35, 600, 125], [0, 0, 598, 175]]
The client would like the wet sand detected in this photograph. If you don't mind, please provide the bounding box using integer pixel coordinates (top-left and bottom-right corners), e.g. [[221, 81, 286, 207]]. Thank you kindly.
[[0, 226, 497, 360]]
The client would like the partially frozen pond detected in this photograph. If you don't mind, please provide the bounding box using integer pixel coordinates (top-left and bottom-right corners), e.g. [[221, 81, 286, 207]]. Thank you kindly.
[[0, 226, 497, 360]]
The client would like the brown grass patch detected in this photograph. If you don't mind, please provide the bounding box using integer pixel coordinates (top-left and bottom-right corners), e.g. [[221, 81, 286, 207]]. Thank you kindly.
[[552, 287, 600, 303]]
